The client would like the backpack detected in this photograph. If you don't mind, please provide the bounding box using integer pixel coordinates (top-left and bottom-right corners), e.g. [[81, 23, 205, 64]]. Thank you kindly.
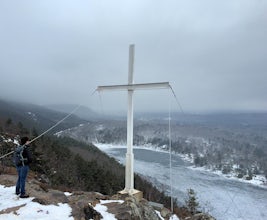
[[13, 145, 26, 166]]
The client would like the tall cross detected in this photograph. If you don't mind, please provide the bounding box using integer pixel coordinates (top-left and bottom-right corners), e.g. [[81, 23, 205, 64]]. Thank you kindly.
[[97, 44, 170, 195]]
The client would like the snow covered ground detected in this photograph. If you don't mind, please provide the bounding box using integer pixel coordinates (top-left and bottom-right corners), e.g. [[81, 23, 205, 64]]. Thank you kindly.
[[0, 185, 123, 220], [189, 165, 267, 188], [0, 185, 73, 220], [0, 185, 179, 220]]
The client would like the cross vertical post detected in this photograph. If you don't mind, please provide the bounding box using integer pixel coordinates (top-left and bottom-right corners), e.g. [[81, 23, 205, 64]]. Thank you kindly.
[[125, 44, 135, 193], [97, 44, 170, 196]]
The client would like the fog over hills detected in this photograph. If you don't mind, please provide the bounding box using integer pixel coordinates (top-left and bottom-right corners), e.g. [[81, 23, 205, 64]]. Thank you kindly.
[[45, 104, 99, 120], [1, 98, 266, 181], [0, 99, 86, 133]]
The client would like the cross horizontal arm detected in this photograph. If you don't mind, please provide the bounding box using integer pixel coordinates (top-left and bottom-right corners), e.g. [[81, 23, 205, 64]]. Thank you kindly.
[[97, 82, 170, 92]]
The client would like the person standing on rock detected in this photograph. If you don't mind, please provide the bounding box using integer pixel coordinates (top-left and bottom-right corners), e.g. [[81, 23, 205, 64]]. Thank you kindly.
[[14, 136, 32, 198]]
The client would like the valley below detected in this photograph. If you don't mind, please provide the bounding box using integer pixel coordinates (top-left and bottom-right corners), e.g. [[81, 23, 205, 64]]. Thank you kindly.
[[56, 112, 267, 220], [95, 144, 267, 220]]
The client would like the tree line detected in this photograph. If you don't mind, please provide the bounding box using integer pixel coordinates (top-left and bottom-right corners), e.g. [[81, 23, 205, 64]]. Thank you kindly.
[[0, 118, 180, 212]]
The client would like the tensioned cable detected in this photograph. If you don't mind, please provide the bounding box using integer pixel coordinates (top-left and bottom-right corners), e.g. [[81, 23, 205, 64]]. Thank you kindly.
[[0, 148, 16, 159], [28, 104, 81, 144], [168, 83, 252, 218], [168, 84, 247, 218], [0, 104, 82, 159], [168, 91, 174, 212], [169, 84, 184, 114]]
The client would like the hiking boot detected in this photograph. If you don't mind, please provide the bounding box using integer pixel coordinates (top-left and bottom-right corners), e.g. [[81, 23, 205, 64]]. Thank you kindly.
[[15, 192, 20, 195], [20, 194, 29, 198]]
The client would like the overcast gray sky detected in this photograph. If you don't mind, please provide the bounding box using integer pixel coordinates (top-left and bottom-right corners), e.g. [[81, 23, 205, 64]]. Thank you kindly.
[[0, 0, 266, 113]]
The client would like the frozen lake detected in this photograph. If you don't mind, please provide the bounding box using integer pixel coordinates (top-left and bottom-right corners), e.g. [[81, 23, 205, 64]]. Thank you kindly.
[[96, 144, 267, 220]]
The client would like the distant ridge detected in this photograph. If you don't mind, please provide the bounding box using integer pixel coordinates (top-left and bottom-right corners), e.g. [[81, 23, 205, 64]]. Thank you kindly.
[[0, 99, 86, 133], [45, 104, 99, 120]]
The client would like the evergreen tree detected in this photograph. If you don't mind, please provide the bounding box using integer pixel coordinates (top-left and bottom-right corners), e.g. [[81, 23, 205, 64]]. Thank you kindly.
[[185, 188, 199, 215]]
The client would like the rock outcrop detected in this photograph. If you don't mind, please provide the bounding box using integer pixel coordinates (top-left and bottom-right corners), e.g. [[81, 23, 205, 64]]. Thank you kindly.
[[0, 174, 166, 220], [0, 174, 216, 220]]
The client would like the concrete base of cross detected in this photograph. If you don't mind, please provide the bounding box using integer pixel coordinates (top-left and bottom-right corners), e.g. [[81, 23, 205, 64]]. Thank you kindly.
[[118, 189, 143, 202]]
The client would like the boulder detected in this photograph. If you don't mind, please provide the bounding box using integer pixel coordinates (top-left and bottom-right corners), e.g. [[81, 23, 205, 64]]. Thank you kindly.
[[84, 203, 102, 220], [190, 212, 216, 220], [104, 195, 161, 220], [160, 207, 172, 219]]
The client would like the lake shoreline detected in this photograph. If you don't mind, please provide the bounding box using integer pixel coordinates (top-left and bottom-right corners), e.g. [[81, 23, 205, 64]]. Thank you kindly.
[[94, 143, 267, 189]]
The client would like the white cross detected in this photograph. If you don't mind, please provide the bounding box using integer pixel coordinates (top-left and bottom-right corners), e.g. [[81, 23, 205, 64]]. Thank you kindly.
[[97, 44, 170, 195]]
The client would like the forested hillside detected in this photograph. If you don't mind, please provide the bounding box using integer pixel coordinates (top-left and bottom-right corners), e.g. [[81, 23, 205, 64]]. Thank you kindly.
[[58, 113, 267, 182], [0, 111, 179, 214]]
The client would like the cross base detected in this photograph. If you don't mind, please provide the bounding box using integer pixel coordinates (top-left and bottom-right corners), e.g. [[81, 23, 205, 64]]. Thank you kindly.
[[118, 189, 143, 202]]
